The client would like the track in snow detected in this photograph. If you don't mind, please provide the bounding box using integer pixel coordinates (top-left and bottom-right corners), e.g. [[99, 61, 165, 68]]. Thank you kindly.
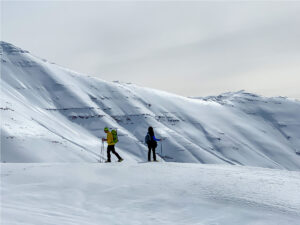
[[2, 163, 300, 225]]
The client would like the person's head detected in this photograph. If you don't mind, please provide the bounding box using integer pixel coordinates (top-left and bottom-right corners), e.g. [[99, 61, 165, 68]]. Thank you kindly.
[[148, 126, 154, 136], [104, 127, 109, 133]]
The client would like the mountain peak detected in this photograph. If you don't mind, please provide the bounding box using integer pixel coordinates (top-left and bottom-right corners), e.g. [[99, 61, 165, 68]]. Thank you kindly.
[[189, 90, 260, 101], [0, 41, 29, 54]]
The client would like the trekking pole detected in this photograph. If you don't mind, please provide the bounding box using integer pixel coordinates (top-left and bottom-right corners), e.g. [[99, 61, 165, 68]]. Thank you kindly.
[[98, 140, 101, 163], [99, 140, 102, 163], [161, 137, 165, 158], [101, 140, 104, 163]]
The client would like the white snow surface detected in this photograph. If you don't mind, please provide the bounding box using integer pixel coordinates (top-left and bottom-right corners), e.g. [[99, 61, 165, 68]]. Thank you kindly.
[[1, 41, 300, 170], [1, 163, 300, 225]]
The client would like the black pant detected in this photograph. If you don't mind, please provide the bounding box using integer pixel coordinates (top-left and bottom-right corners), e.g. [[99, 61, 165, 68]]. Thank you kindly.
[[148, 145, 157, 161], [107, 145, 122, 162]]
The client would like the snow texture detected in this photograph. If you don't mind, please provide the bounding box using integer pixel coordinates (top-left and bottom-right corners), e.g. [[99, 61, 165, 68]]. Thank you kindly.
[[1, 163, 300, 225]]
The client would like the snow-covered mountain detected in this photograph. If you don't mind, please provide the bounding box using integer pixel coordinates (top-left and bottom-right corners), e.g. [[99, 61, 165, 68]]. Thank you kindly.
[[1, 41, 300, 170], [2, 41, 300, 225]]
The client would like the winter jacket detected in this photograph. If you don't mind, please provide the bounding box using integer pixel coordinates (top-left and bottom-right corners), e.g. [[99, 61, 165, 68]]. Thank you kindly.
[[152, 135, 161, 141], [106, 132, 114, 146]]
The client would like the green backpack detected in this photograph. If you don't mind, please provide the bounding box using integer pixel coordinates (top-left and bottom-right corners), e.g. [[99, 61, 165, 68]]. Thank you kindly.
[[111, 129, 118, 144]]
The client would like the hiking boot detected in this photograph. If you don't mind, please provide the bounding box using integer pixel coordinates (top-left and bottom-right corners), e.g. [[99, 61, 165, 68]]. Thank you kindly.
[[105, 160, 111, 163], [118, 158, 124, 162]]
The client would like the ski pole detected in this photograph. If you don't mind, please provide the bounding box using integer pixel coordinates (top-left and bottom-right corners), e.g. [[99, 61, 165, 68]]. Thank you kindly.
[[101, 140, 104, 163], [100, 140, 102, 163], [102, 140, 105, 162], [98, 140, 101, 163], [161, 137, 165, 158]]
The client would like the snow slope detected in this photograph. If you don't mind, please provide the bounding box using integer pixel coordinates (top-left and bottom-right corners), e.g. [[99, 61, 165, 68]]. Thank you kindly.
[[2, 163, 300, 225], [1, 41, 300, 170]]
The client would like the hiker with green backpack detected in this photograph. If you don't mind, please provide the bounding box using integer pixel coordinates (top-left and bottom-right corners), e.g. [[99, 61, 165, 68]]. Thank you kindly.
[[102, 127, 123, 163]]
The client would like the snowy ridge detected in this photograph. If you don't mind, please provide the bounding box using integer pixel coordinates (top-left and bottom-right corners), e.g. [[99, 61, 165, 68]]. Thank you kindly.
[[1, 42, 300, 170]]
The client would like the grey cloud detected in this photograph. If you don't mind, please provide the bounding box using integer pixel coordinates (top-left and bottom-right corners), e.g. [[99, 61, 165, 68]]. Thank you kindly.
[[2, 1, 300, 98]]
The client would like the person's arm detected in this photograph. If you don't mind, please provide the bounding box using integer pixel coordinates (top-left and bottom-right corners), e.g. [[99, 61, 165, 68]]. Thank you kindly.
[[102, 133, 108, 142], [153, 136, 161, 141]]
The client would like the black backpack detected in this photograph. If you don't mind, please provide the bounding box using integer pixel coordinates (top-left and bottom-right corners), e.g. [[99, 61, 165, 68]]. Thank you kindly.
[[145, 133, 151, 145], [145, 133, 157, 148]]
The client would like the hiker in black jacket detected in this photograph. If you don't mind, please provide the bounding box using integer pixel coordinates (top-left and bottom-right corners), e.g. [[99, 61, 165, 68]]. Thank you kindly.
[[145, 126, 161, 162]]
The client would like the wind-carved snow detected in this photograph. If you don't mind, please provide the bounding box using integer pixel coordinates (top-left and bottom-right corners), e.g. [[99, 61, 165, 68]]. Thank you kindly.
[[1, 41, 300, 170], [1, 163, 300, 225]]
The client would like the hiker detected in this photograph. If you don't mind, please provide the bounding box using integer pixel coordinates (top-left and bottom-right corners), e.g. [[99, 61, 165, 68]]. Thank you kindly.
[[102, 127, 123, 163], [145, 126, 161, 162]]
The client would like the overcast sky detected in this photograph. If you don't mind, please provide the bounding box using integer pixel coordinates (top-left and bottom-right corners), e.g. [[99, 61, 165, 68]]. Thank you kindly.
[[2, 1, 300, 99]]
